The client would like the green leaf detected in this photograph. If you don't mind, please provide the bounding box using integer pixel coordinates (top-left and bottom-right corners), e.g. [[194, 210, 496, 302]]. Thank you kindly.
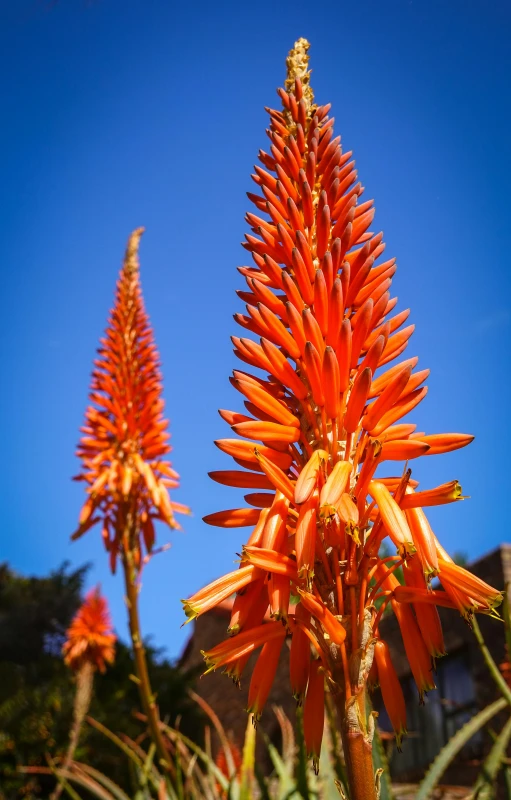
[[416, 698, 507, 800], [471, 714, 511, 799], [68, 762, 131, 800], [239, 714, 256, 800], [372, 727, 394, 800]]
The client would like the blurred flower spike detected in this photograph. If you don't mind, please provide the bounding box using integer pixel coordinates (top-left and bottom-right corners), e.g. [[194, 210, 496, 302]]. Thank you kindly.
[[73, 228, 190, 573], [184, 37, 502, 785], [63, 587, 116, 674]]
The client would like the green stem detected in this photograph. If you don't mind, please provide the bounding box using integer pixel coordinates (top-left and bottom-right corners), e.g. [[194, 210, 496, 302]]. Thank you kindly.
[[50, 661, 94, 800], [472, 616, 511, 708], [122, 552, 170, 772]]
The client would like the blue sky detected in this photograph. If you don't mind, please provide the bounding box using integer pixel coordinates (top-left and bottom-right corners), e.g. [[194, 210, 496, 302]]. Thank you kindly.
[[1, 0, 510, 660]]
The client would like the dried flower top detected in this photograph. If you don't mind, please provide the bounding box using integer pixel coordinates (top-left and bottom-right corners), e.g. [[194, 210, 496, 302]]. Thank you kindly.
[[184, 39, 501, 765], [63, 587, 116, 673], [74, 229, 189, 572]]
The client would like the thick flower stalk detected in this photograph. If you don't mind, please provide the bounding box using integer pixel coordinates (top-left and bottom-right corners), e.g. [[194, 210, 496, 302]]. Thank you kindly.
[[74, 229, 189, 772], [52, 588, 115, 800], [184, 39, 501, 799]]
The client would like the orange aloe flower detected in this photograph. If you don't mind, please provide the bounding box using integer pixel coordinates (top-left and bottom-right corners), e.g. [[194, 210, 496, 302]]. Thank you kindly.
[[73, 229, 189, 572], [184, 38, 501, 790], [63, 587, 116, 673]]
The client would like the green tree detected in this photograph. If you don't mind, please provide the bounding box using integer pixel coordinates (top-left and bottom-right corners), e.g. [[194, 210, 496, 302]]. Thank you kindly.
[[0, 562, 201, 798]]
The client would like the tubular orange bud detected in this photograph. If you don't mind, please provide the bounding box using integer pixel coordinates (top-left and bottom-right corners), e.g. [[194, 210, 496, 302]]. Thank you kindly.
[[369, 357, 419, 398], [242, 546, 298, 579], [359, 334, 385, 375], [412, 433, 475, 455], [368, 481, 414, 556], [244, 492, 274, 508], [203, 508, 262, 528], [215, 439, 293, 470], [268, 572, 291, 620], [291, 247, 314, 304], [257, 302, 301, 358], [336, 492, 359, 525], [233, 420, 301, 443], [228, 578, 267, 635], [286, 301, 307, 354], [261, 338, 308, 399], [296, 490, 319, 583], [380, 423, 417, 441], [326, 278, 344, 346], [317, 202, 331, 259], [295, 449, 329, 504], [183, 565, 261, 621], [404, 495, 439, 580], [234, 379, 300, 427], [246, 507, 270, 547], [281, 267, 305, 310], [380, 439, 430, 461], [344, 367, 372, 433], [391, 598, 435, 700], [371, 387, 429, 438], [374, 640, 407, 749], [303, 308, 325, 358], [350, 299, 374, 367], [314, 269, 328, 334], [401, 567, 445, 661], [290, 607, 311, 701], [202, 621, 286, 671], [298, 589, 346, 645], [303, 341, 325, 406], [393, 585, 455, 610], [248, 636, 285, 722], [336, 318, 352, 391], [323, 346, 341, 418], [401, 480, 464, 509], [363, 364, 413, 433], [320, 461, 353, 507], [209, 470, 274, 490], [295, 229, 315, 279], [303, 659, 325, 774], [255, 449, 295, 501], [261, 491, 290, 551], [437, 558, 502, 616]]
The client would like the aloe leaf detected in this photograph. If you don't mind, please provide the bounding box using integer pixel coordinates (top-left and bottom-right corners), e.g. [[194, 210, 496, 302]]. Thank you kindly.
[[416, 697, 507, 800], [318, 717, 343, 800], [189, 690, 238, 783], [239, 714, 256, 800], [503, 586, 511, 665], [263, 730, 299, 799], [471, 714, 511, 799], [69, 762, 131, 800], [294, 705, 312, 800], [325, 693, 348, 796], [372, 727, 394, 800], [504, 765, 511, 799], [54, 768, 117, 800], [471, 619, 511, 709], [161, 723, 230, 792]]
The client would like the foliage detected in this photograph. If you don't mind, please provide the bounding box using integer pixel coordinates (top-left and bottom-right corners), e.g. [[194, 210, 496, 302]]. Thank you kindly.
[[32, 697, 351, 800], [0, 562, 202, 799]]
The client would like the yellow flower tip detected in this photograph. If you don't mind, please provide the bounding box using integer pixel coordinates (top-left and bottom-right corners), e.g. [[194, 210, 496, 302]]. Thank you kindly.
[[124, 227, 145, 276], [181, 600, 198, 622]]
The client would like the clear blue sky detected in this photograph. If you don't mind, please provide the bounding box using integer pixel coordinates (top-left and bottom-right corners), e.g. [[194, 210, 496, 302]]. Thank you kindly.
[[1, 0, 510, 660]]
